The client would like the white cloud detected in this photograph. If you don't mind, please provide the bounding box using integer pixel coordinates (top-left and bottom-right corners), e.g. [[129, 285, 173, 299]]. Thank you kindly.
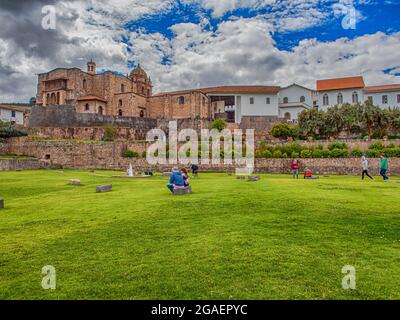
[[0, 0, 399, 103]]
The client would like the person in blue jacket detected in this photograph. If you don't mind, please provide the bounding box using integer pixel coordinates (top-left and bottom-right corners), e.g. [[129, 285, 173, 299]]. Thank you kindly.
[[166, 167, 185, 193]]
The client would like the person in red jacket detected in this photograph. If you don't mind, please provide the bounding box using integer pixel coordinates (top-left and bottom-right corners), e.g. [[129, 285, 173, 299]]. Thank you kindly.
[[291, 159, 300, 179]]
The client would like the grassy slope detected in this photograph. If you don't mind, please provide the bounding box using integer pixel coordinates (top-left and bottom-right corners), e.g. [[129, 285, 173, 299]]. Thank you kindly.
[[0, 170, 399, 300]]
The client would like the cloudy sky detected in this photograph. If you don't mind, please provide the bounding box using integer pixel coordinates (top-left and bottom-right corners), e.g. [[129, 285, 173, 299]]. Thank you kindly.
[[0, 0, 399, 103]]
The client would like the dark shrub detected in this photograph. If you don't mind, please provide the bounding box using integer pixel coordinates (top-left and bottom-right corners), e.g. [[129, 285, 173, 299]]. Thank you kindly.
[[351, 148, 364, 157], [369, 141, 384, 150], [300, 149, 313, 158], [124, 150, 139, 158], [328, 142, 348, 150]]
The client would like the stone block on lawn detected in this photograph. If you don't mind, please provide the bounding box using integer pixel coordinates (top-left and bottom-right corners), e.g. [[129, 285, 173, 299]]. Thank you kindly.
[[236, 175, 246, 180], [69, 179, 81, 185], [173, 187, 192, 195], [248, 176, 260, 182], [96, 185, 112, 193], [0, 198, 3, 209]]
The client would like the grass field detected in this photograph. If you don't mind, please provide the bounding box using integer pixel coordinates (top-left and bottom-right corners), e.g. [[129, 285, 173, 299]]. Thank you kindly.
[[0, 170, 399, 300]]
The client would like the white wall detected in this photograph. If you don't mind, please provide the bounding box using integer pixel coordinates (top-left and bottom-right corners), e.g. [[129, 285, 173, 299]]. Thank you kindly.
[[364, 92, 400, 108], [318, 89, 364, 111], [0, 109, 24, 125], [279, 85, 313, 107], [279, 107, 307, 120], [236, 94, 279, 121]]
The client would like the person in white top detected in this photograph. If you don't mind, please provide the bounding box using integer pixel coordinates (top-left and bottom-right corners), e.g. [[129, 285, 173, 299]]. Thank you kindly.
[[361, 156, 373, 180]]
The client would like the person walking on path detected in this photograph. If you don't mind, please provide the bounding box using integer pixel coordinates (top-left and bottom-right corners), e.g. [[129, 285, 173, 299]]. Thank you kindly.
[[380, 154, 389, 181], [361, 156, 373, 180]]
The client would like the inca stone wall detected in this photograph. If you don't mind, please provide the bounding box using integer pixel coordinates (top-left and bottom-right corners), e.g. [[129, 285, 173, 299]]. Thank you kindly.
[[0, 159, 42, 171], [4, 137, 400, 175], [28, 105, 157, 129]]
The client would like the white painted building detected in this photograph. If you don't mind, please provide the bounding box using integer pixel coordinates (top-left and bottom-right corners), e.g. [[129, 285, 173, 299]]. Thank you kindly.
[[202, 86, 280, 124], [363, 85, 400, 108], [316, 76, 400, 110], [0, 105, 30, 125], [316, 76, 365, 111], [278, 84, 315, 120]]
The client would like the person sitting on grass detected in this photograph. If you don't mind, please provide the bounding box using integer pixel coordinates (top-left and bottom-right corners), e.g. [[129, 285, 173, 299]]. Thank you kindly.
[[380, 153, 389, 181], [166, 167, 185, 193], [181, 168, 190, 187], [304, 168, 320, 179], [304, 168, 313, 179], [291, 159, 300, 179]]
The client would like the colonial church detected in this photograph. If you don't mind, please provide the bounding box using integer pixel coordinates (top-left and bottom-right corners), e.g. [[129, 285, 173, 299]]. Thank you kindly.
[[36, 61, 153, 118]]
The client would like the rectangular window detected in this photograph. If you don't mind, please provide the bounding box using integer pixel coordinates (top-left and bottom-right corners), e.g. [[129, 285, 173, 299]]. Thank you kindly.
[[266, 97, 270, 104], [368, 96, 373, 103], [397, 95, 400, 103], [11, 111, 16, 117], [250, 97, 254, 105], [382, 95, 388, 104]]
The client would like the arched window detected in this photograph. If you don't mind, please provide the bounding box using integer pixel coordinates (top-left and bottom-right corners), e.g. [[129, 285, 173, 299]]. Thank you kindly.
[[178, 96, 185, 105], [50, 93, 56, 105], [85, 103, 90, 111], [121, 84, 125, 93], [46, 94, 50, 105], [352, 91, 359, 103], [118, 109, 123, 116], [142, 86, 145, 94], [337, 92, 343, 105], [147, 89, 150, 97], [98, 106, 103, 115], [83, 79, 87, 89], [283, 97, 289, 104], [323, 94, 329, 106], [300, 96, 306, 103], [140, 110, 145, 118], [284, 112, 291, 120], [119, 99, 123, 107], [56, 92, 60, 105]]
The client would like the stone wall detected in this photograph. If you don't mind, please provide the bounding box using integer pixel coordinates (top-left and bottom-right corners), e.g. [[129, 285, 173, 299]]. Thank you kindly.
[[28, 105, 157, 129], [0, 159, 42, 171], [28, 127, 150, 141], [0, 142, 5, 154], [240, 116, 284, 131], [4, 137, 400, 175]]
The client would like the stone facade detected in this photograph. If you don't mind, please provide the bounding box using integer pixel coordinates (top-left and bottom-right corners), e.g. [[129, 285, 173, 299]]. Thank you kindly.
[[149, 91, 210, 119]]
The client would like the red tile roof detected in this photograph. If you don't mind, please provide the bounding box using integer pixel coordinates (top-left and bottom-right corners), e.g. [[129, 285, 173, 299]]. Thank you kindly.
[[364, 85, 400, 93], [201, 86, 280, 94], [0, 104, 31, 112], [317, 76, 365, 91], [77, 95, 107, 102], [153, 85, 280, 97]]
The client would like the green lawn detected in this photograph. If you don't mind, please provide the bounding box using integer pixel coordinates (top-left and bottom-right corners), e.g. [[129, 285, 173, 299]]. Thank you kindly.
[[0, 170, 399, 300]]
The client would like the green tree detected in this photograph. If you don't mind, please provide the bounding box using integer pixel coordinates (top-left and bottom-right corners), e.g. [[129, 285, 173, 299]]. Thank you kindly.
[[210, 119, 227, 131], [325, 105, 345, 138], [271, 123, 292, 140], [362, 101, 380, 139], [298, 108, 325, 138]]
